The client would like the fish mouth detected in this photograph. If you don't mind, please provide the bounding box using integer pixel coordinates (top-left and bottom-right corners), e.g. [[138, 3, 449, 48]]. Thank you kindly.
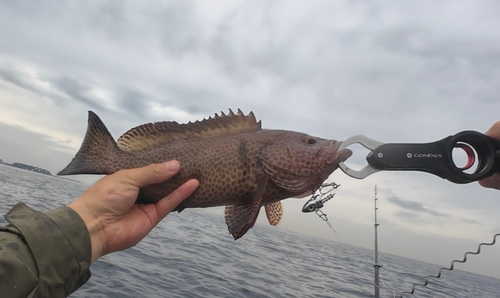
[[334, 148, 353, 162], [327, 141, 353, 164]]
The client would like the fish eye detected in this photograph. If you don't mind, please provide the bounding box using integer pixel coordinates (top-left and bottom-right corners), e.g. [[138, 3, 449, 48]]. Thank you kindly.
[[305, 137, 316, 145]]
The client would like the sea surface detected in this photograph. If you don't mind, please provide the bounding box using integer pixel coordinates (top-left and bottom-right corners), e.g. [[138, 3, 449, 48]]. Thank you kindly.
[[0, 164, 499, 298]]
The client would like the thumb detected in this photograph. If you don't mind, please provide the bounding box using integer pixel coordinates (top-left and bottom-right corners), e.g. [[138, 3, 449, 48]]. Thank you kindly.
[[484, 121, 500, 140], [479, 173, 500, 190], [122, 161, 181, 188]]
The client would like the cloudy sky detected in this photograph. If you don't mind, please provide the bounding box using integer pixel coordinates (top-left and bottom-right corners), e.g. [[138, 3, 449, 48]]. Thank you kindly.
[[1, 0, 500, 280]]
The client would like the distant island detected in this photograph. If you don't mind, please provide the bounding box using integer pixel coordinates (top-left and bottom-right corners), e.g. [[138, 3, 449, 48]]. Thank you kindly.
[[0, 159, 52, 175]]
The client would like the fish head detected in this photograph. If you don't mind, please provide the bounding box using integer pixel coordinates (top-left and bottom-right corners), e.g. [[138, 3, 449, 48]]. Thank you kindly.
[[260, 131, 352, 195]]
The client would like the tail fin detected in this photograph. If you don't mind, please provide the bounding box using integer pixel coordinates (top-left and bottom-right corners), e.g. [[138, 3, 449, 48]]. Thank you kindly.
[[58, 111, 121, 175]]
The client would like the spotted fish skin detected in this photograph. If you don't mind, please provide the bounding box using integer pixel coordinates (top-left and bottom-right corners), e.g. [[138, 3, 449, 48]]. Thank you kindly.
[[59, 110, 352, 239]]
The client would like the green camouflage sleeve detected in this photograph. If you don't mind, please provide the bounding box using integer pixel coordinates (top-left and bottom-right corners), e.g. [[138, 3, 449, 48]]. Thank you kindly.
[[0, 203, 92, 298]]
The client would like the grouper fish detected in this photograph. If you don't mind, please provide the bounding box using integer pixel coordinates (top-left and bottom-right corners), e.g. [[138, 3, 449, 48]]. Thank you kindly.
[[58, 109, 352, 239]]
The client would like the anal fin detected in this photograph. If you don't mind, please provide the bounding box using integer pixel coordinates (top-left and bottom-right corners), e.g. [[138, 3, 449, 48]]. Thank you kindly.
[[265, 201, 283, 226]]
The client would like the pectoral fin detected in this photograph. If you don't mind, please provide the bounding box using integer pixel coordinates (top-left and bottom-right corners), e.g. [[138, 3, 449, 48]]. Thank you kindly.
[[225, 168, 268, 240], [224, 203, 261, 240], [265, 202, 283, 226], [261, 160, 316, 194]]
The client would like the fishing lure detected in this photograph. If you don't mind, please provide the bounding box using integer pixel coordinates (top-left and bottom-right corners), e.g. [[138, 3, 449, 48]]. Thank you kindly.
[[302, 182, 342, 239]]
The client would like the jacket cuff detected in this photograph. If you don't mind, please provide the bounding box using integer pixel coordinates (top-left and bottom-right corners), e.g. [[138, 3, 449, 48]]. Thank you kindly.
[[5, 203, 92, 297]]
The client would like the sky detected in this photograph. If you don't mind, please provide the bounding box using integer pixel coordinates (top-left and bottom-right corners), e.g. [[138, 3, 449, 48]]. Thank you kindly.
[[1, 0, 500, 281]]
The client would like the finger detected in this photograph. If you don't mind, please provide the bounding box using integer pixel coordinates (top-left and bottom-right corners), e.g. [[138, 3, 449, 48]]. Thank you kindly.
[[484, 121, 500, 140], [155, 179, 200, 220], [121, 161, 181, 188], [478, 173, 500, 190], [481, 122, 500, 190]]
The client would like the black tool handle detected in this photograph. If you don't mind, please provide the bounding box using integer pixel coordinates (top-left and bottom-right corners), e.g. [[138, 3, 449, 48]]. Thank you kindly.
[[366, 131, 500, 184]]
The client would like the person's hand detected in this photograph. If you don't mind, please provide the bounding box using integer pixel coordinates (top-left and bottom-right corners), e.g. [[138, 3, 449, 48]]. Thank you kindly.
[[478, 121, 500, 190], [67, 160, 199, 264]]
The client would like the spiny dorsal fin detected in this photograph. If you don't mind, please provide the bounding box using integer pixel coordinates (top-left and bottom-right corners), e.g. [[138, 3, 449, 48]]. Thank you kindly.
[[117, 109, 261, 152]]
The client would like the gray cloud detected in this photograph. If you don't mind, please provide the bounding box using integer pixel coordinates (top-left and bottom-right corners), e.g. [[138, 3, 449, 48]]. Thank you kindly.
[[119, 89, 150, 118], [393, 211, 432, 226], [0, 64, 110, 112], [387, 196, 449, 218], [0, 122, 74, 175], [393, 211, 419, 221], [157, 3, 203, 55], [54, 76, 108, 111], [460, 218, 480, 225], [157, 83, 231, 114], [2, 0, 498, 136], [0, 65, 40, 94]]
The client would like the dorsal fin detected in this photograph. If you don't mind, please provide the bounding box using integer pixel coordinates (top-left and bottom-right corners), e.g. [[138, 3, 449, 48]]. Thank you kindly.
[[117, 109, 262, 152]]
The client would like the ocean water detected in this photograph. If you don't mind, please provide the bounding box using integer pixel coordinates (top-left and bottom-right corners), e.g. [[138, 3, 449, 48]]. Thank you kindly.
[[0, 164, 499, 298]]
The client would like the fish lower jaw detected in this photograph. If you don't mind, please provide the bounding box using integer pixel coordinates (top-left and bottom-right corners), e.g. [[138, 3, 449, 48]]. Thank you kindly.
[[327, 149, 353, 164]]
